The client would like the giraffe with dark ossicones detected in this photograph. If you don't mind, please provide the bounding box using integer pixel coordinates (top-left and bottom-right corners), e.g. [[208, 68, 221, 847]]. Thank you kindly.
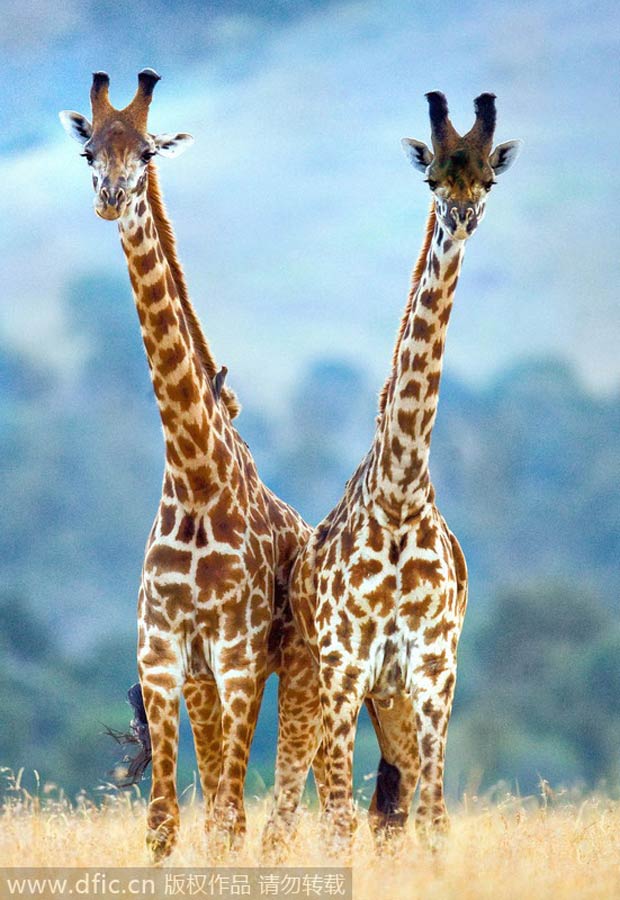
[[286, 91, 521, 856], [60, 69, 325, 862]]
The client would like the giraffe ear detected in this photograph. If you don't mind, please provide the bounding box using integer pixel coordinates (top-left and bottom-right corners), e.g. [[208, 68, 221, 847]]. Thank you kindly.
[[59, 111, 93, 144], [489, 139, 522, 175], [401, 138, 433, 172], [152, 132, 194, 158]]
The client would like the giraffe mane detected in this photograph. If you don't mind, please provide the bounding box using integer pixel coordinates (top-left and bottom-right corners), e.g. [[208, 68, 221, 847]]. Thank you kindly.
[[378, 203, 436, 415], [146, 163, 241, 419]]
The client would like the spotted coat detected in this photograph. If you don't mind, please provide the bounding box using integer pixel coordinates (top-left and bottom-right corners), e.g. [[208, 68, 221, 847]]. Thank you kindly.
[[285, 92, 520, 856], [60, 71, 324, 863]]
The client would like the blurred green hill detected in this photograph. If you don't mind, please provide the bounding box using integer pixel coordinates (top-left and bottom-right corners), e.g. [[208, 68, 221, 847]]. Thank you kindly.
[[1, 273, 619, 800]]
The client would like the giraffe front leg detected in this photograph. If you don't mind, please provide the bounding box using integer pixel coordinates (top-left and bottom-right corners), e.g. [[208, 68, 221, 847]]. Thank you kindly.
[[366, 694, 420, 845], [210, 670, 266, 856], [139, 670, 183, 863], [319, 665, 367, 860], [413, 646, 458, 850], [262, 638, 323, 860], [183, 675, 222, 827]]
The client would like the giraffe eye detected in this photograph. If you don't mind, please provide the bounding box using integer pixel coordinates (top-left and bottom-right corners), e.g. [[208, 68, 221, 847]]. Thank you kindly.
[[141, 150, 155, 164], [81, 150, 94, 166], [483, 180, 495, 191], [425, 178, 438, 191]]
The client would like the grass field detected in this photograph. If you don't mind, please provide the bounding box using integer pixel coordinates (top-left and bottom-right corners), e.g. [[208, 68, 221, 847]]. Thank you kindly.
[[2, 773, 620, 899]]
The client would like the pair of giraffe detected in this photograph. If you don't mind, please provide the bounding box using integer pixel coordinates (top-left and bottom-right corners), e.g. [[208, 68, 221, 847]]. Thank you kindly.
[[60, 71, 520, 861]]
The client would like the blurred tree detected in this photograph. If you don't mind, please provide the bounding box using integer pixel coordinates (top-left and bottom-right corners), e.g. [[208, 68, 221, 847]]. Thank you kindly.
[[452, 583, 620, 793], [2, 335, 620, 797], [64, 273, 152, 396], [274, 358, 375, 524]]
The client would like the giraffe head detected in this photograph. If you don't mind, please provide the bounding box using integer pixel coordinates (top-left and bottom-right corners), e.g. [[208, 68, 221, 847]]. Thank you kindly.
[[59, 69, 193, 221], [402, 92, 521, 240]]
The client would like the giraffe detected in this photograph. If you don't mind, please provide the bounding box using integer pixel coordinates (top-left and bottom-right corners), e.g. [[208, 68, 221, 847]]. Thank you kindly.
[[288, 91, 521, 855], [59, 69, 323, 862]]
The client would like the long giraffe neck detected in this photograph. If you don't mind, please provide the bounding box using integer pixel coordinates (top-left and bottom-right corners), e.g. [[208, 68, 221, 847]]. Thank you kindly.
[[146, 166, 240, 420], [367, 206, 465, 520], [118, 168, 234, 508]]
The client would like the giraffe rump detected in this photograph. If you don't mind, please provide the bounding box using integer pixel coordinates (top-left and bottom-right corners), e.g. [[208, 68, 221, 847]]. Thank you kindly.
[[105, 682, 152, 788]]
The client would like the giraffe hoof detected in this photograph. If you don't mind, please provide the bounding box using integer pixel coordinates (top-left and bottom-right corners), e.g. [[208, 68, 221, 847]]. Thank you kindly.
[[369, 813, 408, 854], [325, 836, 354, 865], [320, 819, 355, 864], [415, 815, 450, 854], [146, 825, 178, 864], [207, 823, 244, 862], [261, 817, 293, 864]]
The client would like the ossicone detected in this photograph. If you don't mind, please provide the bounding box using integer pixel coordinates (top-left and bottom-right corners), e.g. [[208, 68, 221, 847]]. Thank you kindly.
[[90, 71, 112, 119], [424, 90, 458, 149], [425, 91, 449, 123], [473, 92, 497, 140], [91, 71, 110, 94], [137, 68, 161, 98]]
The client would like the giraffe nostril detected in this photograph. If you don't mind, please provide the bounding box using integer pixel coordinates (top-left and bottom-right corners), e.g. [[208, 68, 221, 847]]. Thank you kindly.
[[451, 205, 475, 225], [115, 188, 126, 207], [100, 187, 109, 204]]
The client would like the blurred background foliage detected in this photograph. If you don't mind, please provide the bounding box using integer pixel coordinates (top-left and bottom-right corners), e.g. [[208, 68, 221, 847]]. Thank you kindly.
[[1, 271, 619, 801]]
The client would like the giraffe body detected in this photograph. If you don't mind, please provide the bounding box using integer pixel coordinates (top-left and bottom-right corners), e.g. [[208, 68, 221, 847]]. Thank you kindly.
[[286, 92, 521, 855], [60, 70, 323, 862], [291, 214, 468, 850]]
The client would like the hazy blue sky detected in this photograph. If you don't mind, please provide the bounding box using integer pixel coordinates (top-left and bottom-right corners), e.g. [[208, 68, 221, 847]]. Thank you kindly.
[[2, 0, 619, 411]]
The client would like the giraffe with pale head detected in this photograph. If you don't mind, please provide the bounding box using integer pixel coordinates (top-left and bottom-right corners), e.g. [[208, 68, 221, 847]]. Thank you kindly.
[[287, 91, 521, 855], [60, 69, 324, 862]]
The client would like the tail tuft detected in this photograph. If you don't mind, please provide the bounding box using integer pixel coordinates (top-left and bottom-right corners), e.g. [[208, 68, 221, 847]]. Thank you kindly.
[[104, 682, 152, 787], [375, 756, 401, 816]]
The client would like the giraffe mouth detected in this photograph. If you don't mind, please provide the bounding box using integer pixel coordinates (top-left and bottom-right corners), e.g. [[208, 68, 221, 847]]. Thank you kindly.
[[447, 222, 471, 240], [95, 204, 123, 221], [94, 191, 130, 221], [440, 214, 475, 241]]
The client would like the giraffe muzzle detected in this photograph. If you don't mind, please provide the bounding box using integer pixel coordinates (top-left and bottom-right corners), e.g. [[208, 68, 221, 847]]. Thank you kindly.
[[95, 186, 128, 220], [445, 202, 478, 238]]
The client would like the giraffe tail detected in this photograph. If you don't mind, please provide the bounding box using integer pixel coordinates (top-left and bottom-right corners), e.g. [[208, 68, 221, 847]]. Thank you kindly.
[[104, 682, 152, 787], [375, 755, 401, 819]]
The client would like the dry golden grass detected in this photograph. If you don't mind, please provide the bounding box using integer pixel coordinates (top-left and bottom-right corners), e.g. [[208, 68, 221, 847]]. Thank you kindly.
[[2, 772, 620, 899]]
